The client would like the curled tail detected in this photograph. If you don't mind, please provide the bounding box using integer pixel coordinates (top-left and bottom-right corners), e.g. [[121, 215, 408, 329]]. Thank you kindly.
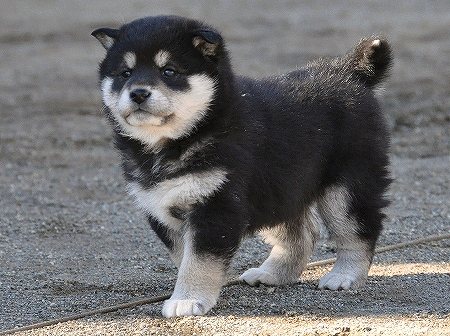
[[347, 37, 393, 88]]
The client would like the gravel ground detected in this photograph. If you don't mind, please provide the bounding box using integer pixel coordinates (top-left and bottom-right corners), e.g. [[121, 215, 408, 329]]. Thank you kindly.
[[1, 1, 449, 335]]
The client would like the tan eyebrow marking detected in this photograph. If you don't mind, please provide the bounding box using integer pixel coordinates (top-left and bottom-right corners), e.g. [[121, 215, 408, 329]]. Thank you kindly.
[[154, 50, 171, 68], [123, 51, 136, 69]]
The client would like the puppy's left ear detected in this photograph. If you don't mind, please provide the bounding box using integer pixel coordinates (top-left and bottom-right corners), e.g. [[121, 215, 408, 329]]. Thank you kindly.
[[192, 29, 223, 57], [91, 28, 119, 50]]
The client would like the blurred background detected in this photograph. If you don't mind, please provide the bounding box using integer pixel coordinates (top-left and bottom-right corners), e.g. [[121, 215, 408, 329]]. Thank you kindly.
[[1, 0, 449, 333], [2, 0, 449, 159]]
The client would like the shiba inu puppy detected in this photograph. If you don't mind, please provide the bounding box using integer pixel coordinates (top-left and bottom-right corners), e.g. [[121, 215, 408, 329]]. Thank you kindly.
[[92, 15, 392, 317]]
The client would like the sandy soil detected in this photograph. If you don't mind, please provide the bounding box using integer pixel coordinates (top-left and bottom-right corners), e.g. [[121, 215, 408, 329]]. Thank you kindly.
[[0, 1, 449, 335]]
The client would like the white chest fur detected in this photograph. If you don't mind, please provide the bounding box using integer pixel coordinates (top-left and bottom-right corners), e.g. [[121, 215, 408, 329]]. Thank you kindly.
[[127, 169, 228, 230]]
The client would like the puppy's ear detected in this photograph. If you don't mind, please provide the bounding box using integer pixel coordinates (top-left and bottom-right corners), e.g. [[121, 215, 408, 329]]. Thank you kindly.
[[91, 28, 119, 50], [192, 29, 223, 57]]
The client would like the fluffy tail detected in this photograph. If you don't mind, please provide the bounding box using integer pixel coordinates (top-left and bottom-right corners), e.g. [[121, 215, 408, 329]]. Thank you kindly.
[[347, 37, 393, 88]]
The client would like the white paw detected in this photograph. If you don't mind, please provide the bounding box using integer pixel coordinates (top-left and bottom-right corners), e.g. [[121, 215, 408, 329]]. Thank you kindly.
[[162, 299, 209, 318], [239, 267, 297, 286], [318, 271, 365, 290]]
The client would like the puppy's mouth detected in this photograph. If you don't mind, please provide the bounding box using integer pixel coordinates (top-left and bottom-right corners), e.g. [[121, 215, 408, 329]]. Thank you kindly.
[[123, 108, 174, 126]]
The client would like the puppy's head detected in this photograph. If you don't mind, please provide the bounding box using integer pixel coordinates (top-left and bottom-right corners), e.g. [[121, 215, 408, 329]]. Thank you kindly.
[[92, 16, 226, 147]]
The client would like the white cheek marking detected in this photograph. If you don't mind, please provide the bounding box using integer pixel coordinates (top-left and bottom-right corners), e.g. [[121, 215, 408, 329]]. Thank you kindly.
[[154, 50, 171, 68], [166, 74, 216, 136], [117, 86, 132, 113], [127, 169, 228, 230], [101, 77, 119, 109], [171, 74, 216, 120], [123, 51, 137, 69]]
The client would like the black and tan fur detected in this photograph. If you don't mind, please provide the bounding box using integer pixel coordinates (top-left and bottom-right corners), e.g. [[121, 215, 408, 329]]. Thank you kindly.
[[92, 15, 392, 317]]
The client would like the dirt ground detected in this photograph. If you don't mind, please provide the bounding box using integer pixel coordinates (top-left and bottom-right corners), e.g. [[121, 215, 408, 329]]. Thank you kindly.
[[0, 1, 449, 335]]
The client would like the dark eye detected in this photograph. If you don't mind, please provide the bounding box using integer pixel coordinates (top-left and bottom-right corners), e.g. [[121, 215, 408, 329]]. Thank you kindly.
[[121, 70, 132, 78], [162, 68, 176, 77]]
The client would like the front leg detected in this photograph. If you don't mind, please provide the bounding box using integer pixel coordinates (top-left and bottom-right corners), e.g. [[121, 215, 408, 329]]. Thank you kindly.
[[149, 215, 224, 316], [162, 194, 245, 317], [162, 229, 227, 317], [148, 216, 183, 267]]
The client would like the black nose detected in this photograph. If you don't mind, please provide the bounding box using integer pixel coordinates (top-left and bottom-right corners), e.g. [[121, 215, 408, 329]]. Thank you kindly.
[[130, 89, 151, 104]]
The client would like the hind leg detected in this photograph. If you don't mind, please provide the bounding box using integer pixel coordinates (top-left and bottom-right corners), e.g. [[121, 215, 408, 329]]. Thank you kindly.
[[240, 206, 320, 286], [317, 185, 384, 290]]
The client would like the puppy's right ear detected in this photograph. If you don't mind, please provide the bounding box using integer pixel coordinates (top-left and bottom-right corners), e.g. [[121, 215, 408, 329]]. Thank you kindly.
[[91, 28, 119, 50], [192, 29, 223, 57]]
